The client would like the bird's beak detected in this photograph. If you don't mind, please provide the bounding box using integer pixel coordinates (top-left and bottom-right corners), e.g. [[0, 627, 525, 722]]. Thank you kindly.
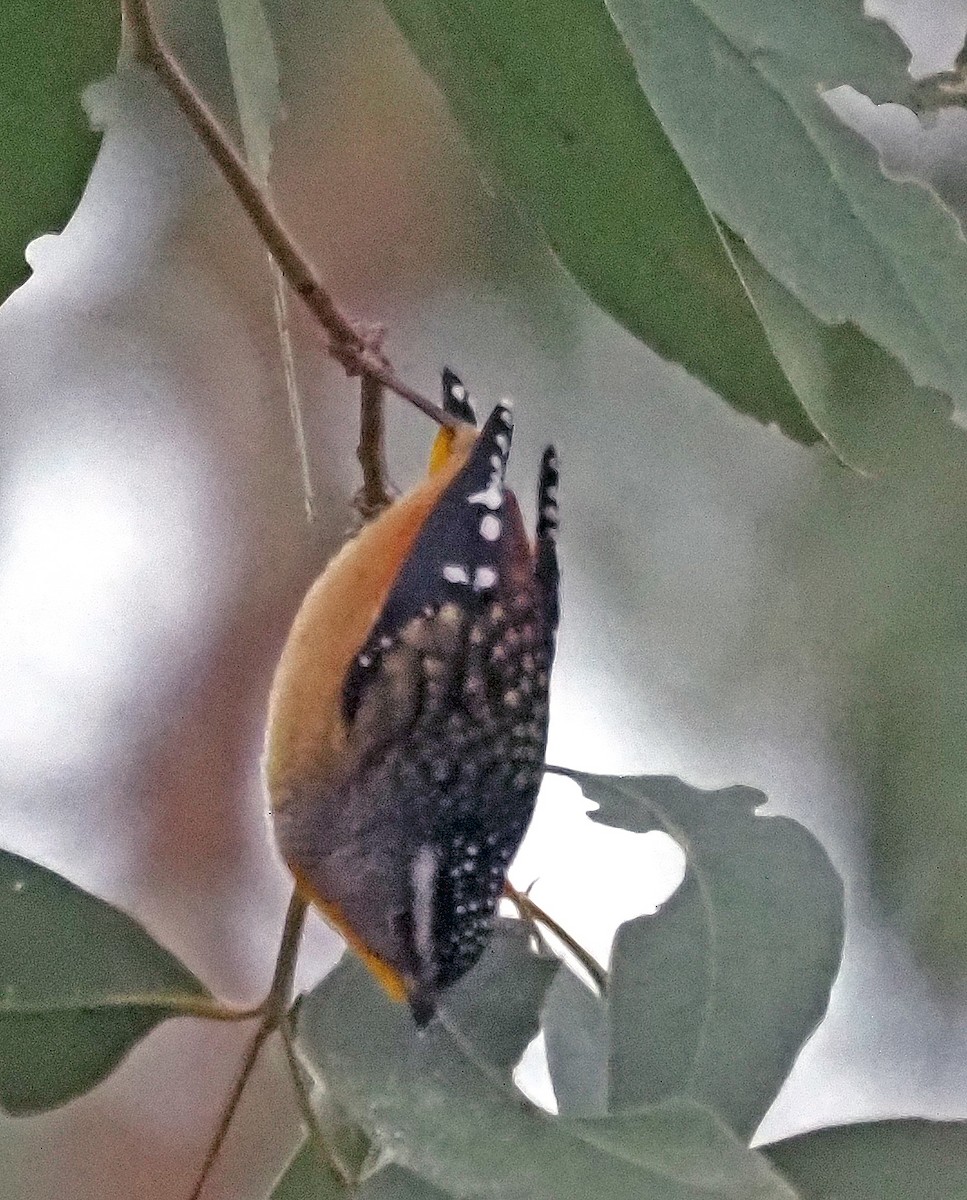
[[408, 987, 438, 1029]]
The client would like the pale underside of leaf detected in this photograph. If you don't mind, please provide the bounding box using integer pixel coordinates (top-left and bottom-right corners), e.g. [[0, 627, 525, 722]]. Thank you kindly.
[[217, 0, 316, 517], [764, 1118, 967, 1199], [606, 0, 967, 441]]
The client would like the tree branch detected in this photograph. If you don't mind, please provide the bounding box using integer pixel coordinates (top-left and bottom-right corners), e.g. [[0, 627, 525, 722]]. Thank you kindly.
[[120, 0, 457, 429], [354, 374, 396, 520]]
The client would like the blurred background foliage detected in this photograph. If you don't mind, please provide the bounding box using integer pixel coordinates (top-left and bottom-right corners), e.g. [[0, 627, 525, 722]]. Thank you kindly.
[[5, 0, 967, 1195]]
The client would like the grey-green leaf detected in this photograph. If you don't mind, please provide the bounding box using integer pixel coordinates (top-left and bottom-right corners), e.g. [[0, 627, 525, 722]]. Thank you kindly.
[[607, 0, 967, 436], [722, 226, 950, 473], [359, 1165, 454, 1200], [572, 1103, 799, 1199], [1, 0, 118, 303], [380, 0, 818, 445], [296, 953, 799, 1199], [443, 918, 559, 1075], [0, 850, 210, 1114], [216, 0, 281, 180], [271, 1141, 346, 1200], [553, 771, 844, 1139], [216, 0, 317, 518], [272, 1142, 452, 1200], [541, 965, 608, 1117], [765, 1119, 967, 1198]]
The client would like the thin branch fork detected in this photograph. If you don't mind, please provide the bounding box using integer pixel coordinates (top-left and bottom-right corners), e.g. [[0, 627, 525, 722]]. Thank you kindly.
[[120, 0, 458, 431], [187, 892, 310, 1200]]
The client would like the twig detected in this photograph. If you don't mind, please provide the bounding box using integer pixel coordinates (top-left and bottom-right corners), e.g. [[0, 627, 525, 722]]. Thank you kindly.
[[354, 374, 396, 520], [504, 881, 608, 994], [187, 890, 308, 1200], [187, 1016, 273, 1200], [119, 0, 457, 429]]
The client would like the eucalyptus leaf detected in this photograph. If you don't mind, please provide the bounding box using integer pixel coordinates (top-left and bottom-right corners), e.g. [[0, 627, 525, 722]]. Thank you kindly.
[[765, 1119, 967, 1199], [297, 953, 799, 1200], [272, 1141, 452, 1200], [216, 0, 280, 179], [607, 0, 967, 437], [444, 918, 559, 1074], [216, 0, 316, 516], [541, 964, 608, 1117], [723, 226, 950, 473], [572, 1103, 799, 1199], [546, 771, 844, 1140], [0, 850, 210, 1114], [359, 1165, 454, 1200], [310, 1086, 373, 1183], [380, 0, 817, 445], [272, 921, 554, 1199], [271, 1141, 345, 1200], [0, 0, 118, 304]]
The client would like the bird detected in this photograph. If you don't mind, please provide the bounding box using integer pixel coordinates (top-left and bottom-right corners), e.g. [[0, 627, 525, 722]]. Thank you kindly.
[[263, 370, 560, 1025]]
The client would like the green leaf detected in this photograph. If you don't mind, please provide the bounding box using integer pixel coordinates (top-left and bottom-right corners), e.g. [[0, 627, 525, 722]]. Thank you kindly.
[[1, 0, 118, 303], [358, 1165, 454, 1200], [571, 1104, 799, 1199], [379, 0, 818, 446], [272, 1141, 452, 1200], [852, 639, 967, 980], [443, 918, 559, 1074], [278, 920, 558, 1197], [0, 850, 210, 1114], [722, 226, 950, 473], [216, 0, 281, 179], [541, 965, 608, 1117], [765, 1119, 967, 1199], [310, 1086, 373, 1183], [216, 0, 316, 518], [546, 772, 844, 1140], [297, 954, 799, 1200], [271, 1141, 345, 1200], [607, 0, 967, 445]]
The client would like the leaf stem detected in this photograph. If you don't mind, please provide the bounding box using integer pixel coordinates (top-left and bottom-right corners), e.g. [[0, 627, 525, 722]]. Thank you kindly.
[[187, 890, 307, 1200], [119, 0, 457, 429], [504, 882, 608, 994]]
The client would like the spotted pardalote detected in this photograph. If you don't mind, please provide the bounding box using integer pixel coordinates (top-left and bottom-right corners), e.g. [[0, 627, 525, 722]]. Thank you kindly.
[[264, 371, 560, 1025]]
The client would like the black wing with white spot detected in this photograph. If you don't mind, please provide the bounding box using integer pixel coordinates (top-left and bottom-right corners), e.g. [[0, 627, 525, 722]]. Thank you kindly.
[[442, 368, 477, 424], [343, 401, 516, 724], [536, 446, 560, 652]]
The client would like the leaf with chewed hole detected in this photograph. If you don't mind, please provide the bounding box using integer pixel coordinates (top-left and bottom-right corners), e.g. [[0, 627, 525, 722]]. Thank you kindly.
[[542, 771, 844, 1139], [297, 948, 800, 1199]]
